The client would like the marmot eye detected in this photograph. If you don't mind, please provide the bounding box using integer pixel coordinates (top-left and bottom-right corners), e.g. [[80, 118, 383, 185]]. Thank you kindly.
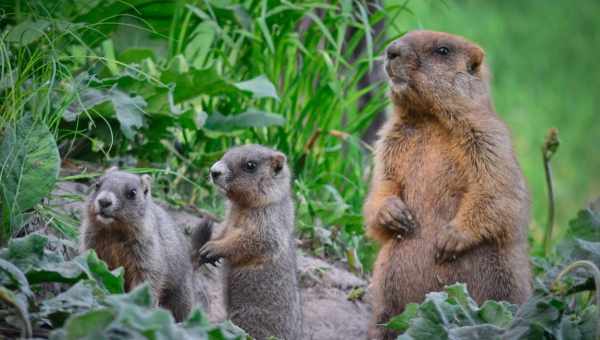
[[436, 46, 450, 56], [243, 161, 257, 172], [95, 182, 101, 191], [126, 189, 137, 200]]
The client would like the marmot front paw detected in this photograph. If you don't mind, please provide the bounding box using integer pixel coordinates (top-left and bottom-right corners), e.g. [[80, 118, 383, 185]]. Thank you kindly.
[[434, 224, 476, 263], [197, 241, 223, 267], [377, 197, 416, 236]]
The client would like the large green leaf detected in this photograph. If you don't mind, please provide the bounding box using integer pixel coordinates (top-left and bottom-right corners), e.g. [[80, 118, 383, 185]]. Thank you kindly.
[[385, 303, 418, 332], [567, 202, 600, 242], [73, 250, 125, 294], [160, 64, 239, 103], [204, 110, 286, 132], [64, 87, 109, 121], [0, 258, 32, 298], [0, 115, 60, 240], [39, 280, 106, 328], [109, 89, 146, 140], [234, 75, 280, 100], [50, 308, 117, 340], [6, 19, 52, 46], [0, 234, 124, 292], [557, 199, 600, 273]]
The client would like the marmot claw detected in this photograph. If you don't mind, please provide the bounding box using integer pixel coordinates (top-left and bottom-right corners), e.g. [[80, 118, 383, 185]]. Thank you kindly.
[[377, 197, 416, 235], [434, 224, 475, 263]]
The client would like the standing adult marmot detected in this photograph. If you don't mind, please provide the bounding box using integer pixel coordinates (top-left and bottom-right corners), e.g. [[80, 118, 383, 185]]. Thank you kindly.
[[80, 168, 195, 321], [364, 30, 532, 339], [197, 144, 302, 340]]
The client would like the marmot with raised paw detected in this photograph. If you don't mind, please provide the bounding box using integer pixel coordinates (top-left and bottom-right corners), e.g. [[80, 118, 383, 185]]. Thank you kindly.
[[197, 145, 302, 340]]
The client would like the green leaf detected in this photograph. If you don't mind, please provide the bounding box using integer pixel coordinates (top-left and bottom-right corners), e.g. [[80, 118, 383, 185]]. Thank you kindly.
[[184, 308, 212, 328], [179, 109, 207, 130], [118, 48, 156, 64], [509, 295, 561, 335], [402, 315, 448, 339], [234, 75, 279, 100], [39, 280, 106, 328], [64, 87, 109, 121], [567, 205, 600, 242], [160, 65, 239, 103], [105, 284, 153, 308], [448, 324, 505, 339], [52, 308, 117, 340], [577, 305, 599, 340], [6, 19, 51, 45], [557, 200, 600, 271], [0, 258, 32, 298], [1, 233, 50, 267], [75, 250, 125, 294], [108, 89, 146, 139], [0, 115, 60, 237], [204, 110, 285, 132], [385, 303, 418, 332], [479, 301, 514, 327]]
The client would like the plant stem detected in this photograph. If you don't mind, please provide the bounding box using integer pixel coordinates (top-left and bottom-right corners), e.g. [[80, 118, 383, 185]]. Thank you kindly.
[[542, 153, 555, 256], [552, 260, 600, 339], [542, 128, 559, 256]]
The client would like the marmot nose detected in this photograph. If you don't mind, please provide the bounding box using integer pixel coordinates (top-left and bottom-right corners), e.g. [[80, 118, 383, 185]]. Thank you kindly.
[[211, 170, 222, 180], [98, 198, 112, 208], [386, 41, 407, 60]]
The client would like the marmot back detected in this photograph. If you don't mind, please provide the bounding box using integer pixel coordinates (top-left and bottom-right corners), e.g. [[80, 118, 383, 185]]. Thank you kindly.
[[364, 30, 532, 339], [196, 145, 302, 340], [80, 169, 195, 322]]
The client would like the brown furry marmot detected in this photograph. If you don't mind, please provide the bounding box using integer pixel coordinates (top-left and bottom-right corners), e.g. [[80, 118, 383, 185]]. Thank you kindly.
[[363, 30, 532, 339], [196, 145, 302, 340], [80, 168, 195, 322]]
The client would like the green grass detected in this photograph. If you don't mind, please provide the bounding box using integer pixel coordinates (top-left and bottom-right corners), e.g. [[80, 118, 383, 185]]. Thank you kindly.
[[387, 0, 600, 253], [1, 0, 398, 271]]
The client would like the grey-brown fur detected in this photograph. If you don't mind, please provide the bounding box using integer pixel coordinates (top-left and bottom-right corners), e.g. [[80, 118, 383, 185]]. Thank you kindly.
[[197, 145, 302, 340], [80, 169, 194, 322]]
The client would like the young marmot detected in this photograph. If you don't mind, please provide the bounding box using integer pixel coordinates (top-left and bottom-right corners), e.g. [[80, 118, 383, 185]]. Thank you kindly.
[[197, 145, 302, 340], [364, 30, 532, 339], [80, 168, 194, 322]]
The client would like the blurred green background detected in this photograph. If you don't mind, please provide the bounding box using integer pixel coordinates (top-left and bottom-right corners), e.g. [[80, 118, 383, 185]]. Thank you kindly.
[[388, 0, 600, 251]]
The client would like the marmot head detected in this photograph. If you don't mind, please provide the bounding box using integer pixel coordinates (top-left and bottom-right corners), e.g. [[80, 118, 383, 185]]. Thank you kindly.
[[385, 30, 491, 113], [86, 168, 152, 227], [209, 145, 290, 207]]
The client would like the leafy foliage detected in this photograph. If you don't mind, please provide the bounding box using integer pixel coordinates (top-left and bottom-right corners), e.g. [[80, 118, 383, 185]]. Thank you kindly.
[[0, 234, 246, 339], [0, 115, 60, 242]]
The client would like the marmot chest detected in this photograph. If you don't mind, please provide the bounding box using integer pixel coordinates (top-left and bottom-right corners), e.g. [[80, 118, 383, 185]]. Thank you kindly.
[[381, 123, 468, 222]]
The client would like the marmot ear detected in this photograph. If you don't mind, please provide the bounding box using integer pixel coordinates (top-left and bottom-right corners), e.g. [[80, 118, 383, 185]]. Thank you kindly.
[[106, 166, 119, 173], [141, 174, 152, 196], [468, 45, 485, 75], [271, 153, 287, 175]]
